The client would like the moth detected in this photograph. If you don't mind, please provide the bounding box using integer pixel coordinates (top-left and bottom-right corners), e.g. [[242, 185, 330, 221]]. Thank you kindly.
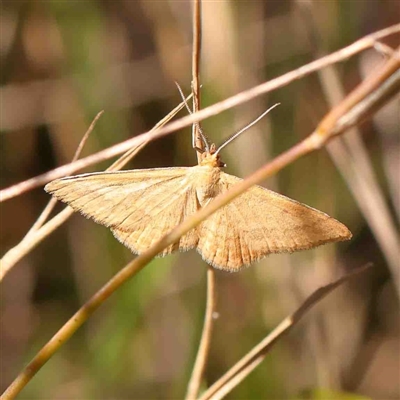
[[45, 107, 351, 271]]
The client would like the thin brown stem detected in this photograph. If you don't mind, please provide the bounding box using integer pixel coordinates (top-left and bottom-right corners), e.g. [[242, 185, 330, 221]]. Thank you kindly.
[[192, 0, 204, 161], [186, 266, 216, 400], [71, 112, 105, 163], [186, 3, 216, 398], [1, 207, 74, 281], [1, 23, 398, 202], [314, 46, 400, 140], [373, 41, 397, 57]]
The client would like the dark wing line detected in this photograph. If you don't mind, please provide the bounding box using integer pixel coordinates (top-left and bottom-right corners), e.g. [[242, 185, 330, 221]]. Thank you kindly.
[[45, 168, 192, 230]]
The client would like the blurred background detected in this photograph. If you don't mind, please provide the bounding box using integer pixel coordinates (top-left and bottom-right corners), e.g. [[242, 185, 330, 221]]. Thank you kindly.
[[1, 1, 399, 399]]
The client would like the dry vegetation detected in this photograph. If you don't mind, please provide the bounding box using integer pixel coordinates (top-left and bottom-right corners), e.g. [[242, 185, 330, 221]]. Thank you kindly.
[[1, 1, 399, 399]]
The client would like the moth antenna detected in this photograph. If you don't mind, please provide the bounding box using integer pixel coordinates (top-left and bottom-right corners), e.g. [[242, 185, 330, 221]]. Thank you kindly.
[[215, 103, 280, 155], [174, 81, 210, 153]]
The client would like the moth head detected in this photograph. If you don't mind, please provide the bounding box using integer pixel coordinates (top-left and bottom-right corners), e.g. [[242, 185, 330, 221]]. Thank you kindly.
[[199, 143, 226, 168]]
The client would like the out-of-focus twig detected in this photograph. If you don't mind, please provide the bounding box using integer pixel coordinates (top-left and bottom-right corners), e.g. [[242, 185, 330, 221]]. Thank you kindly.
[[373, 41, 398, 57], [198, 264, 373, 400], [1, 24, 399, 203], [25, 111, 104, 237]]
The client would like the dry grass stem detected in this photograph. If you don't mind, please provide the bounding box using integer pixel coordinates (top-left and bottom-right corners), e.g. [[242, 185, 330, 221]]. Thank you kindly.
[[335, 65, 399, 132], [1, 23, 398, 202], [192, 0, 204, 162], [1, 207, 75, 282], [186, 2, 217, 398], [373, 41, 398, 57], [186, 266, 217, 400], [314, 46, 400, 139], [199, 264, 373, 400]]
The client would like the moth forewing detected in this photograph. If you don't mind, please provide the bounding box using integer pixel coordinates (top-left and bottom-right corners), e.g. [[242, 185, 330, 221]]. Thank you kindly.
[[44, 168, 190, 230], [194, 172, 351, 271]]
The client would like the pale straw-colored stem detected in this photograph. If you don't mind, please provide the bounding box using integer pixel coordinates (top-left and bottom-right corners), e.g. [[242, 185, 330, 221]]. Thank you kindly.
[[186, 2, 217, 399], [186, 266, 216, 400], [191, 0, 204, 162]]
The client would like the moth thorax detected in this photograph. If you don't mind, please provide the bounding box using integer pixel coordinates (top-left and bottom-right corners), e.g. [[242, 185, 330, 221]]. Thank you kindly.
[[195, 166, 221, 206]]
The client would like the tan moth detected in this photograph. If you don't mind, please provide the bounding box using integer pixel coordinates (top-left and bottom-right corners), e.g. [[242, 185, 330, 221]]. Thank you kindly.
[[45, 106, 351, 271]]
